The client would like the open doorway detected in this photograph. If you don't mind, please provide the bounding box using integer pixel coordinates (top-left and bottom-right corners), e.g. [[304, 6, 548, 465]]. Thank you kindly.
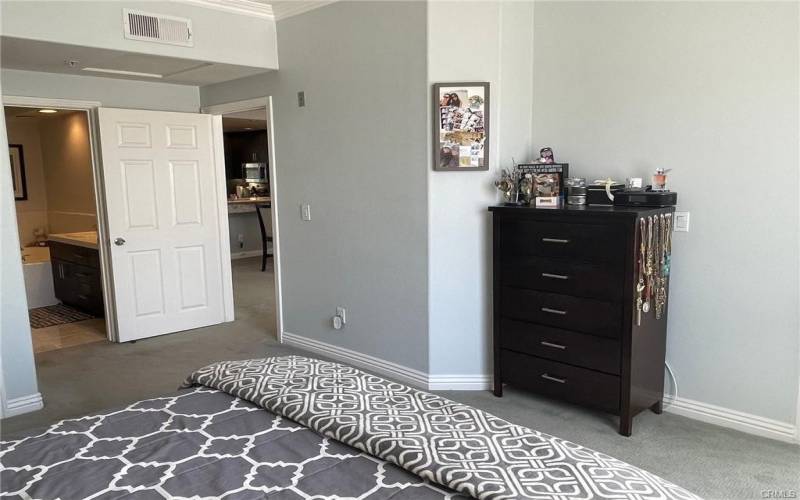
[[4, 105, 110, 353], [209, 98, 282, 341]]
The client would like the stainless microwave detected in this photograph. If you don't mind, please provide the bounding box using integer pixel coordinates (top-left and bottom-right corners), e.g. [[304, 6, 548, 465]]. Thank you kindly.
[[242, 162, 267, 182]]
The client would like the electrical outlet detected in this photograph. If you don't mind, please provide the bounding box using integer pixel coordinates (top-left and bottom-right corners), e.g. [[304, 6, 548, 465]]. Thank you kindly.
[[336, 307, 346, 324], [297, 91, 306, 107], [674, 211, 690, 232], [301, 204, 312, 221]]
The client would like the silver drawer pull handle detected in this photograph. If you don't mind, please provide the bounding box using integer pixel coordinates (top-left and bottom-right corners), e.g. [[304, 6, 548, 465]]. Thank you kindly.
[[542, 238, 570, 244], [541, 273, 568, 280], [541, 307, 567, 315], [540, 341, 567, 350], [541, 373, 567, 384]]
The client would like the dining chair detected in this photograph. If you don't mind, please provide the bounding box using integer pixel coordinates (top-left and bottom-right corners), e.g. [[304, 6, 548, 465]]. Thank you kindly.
[[254, 203, 273, 272]]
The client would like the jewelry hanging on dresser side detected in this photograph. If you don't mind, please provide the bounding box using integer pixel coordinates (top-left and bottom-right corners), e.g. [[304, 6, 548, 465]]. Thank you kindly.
[[652, 215, 661, 315], [635, 217, 646, 326], [655, 214, 666, 319], [655, 213, 673, 320], [642, 215, 653, 314]]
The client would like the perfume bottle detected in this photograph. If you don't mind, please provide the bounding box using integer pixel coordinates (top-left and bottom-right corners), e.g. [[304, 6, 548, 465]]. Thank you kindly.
[[652, 168, 671, 192]]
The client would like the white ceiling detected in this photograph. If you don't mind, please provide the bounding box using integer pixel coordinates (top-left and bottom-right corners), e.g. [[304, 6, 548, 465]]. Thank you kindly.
[[0, 1, 337, 86], [0, 37, 271, 86], [260, 1, 337, 20], [4, 106, 83, 125]]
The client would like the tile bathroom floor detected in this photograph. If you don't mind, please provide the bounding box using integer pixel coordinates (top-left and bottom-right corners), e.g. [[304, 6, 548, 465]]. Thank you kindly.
[[31, 318, 107, 353]]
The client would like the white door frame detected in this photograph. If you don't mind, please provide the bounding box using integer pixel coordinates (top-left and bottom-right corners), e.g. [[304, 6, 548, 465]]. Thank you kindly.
[[202, 97, 284, 343], [2, 95, 120, 342]]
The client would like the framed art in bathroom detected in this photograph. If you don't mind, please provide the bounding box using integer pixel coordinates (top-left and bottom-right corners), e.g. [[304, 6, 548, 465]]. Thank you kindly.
[[433, 82, 489, 171], [9, 144, 27, 200]]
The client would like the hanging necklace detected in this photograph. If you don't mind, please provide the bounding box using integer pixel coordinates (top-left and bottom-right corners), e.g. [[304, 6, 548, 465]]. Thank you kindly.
[[655, 214, 666, 319], [636, 217, 646, 326], [664, 213, 672, 277], [643, 216, 653, 313]]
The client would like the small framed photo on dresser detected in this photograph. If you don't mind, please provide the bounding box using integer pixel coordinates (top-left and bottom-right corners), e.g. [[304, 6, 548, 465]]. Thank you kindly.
[[433, 82, 489, 171]]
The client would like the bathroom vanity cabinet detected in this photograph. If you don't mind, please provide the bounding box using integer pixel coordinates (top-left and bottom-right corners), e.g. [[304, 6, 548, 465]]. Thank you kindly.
[[50, 240, 104, 317]]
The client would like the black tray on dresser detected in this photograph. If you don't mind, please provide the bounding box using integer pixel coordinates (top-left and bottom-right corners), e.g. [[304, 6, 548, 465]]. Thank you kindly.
[[489, 204, 674, 436]]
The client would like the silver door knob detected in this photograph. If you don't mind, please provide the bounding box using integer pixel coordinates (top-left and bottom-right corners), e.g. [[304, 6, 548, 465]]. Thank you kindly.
[[114, 237, 126, 246]]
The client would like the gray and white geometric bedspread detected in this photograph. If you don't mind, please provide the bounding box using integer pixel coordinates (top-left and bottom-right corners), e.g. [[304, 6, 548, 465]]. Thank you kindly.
[[0, 386, 466, 499], [185, 356, 702, 500]]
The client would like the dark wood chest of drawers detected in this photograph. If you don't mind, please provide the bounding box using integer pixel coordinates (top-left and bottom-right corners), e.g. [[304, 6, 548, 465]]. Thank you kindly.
[[50, 241, 105, 317], [489, 205, 674, 435]]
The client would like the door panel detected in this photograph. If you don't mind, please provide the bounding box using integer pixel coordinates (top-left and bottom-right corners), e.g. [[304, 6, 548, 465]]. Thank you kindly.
[[169, 161, 202, 226], [99, 107, 227, 342]]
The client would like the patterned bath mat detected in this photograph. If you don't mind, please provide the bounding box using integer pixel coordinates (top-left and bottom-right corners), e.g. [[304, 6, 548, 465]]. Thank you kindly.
[[29, 304, 93, 329]]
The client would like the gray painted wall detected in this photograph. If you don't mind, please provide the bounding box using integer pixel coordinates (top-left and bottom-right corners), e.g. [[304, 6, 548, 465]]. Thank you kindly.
[[202, 1, 430, 371], [2, 69, 200, 112], [531, 1, 799, 424], [0, 92, 39, 406], [427, 1, 535, 376]]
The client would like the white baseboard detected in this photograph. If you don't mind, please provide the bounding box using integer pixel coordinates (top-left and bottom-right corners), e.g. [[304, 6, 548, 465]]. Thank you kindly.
[[4, 392, 44, 418], [282, 332, 429, 389], [664, 395, 797, 444], [280, 332, 798, 444], [428, 375, 492, 391], [231, 250, 264, 260]]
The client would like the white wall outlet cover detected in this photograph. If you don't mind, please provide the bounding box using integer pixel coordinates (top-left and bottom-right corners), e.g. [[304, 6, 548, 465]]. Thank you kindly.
[[674, 211, 690, 232], [336, 307, 346, 324], [332, 315, 343, 330], [301, 204, 312, 221]]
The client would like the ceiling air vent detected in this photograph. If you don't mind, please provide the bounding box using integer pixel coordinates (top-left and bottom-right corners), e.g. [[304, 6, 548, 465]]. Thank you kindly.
[[123, 9, 193, 47]]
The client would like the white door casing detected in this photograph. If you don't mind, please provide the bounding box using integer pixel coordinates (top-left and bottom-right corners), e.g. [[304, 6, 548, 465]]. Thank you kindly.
[[98, 108, 228, 342]]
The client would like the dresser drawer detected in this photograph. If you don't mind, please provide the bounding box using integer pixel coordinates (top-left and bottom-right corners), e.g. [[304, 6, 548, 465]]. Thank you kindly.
[[502, 220, 625, 263], [501, 349, 620, 413], [501, 287, 621, 338], [49, 241, 99, 268], [500, 319, 620, 374], [502, 256, 622, 300]]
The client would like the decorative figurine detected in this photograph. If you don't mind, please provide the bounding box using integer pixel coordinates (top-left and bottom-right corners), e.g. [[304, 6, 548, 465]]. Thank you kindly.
[[537, 147, 555, 164], [494, 168, 516, 204]]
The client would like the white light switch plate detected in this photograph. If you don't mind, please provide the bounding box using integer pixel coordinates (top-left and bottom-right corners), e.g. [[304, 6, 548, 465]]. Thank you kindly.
[[674, 211, 690, 232], [301, 204, 311, 221]]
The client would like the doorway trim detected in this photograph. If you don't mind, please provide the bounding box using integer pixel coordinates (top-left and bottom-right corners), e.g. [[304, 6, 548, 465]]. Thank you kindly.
[[202, 97, 284, 343], [2, 95, 120, 342]]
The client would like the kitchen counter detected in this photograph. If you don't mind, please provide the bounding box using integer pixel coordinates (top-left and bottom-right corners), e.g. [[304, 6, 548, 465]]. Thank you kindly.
[[228, 196, 271, 205], [48, 231, 98, 249], [228, 197, 270, 215]]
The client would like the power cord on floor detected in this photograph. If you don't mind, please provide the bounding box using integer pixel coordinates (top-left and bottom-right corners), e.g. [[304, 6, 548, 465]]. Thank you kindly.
[[664, 361, 678, 408]]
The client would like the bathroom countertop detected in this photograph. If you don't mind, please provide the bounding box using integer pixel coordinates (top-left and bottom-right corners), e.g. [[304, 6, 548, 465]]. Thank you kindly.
[[48, 231, 98, 249]]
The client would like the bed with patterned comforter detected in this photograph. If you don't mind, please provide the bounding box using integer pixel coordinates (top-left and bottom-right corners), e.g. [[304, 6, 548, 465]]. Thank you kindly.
[[1, 356, 701, 499]]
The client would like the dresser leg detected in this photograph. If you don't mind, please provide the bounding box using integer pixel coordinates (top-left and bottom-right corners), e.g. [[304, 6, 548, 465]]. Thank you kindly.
[[619, 415, 632, 436], [651, 400, 663, 414], [493, 380, 503, 397]]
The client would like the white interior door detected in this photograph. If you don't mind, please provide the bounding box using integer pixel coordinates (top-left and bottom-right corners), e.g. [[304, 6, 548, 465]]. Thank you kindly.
[[98, 108, 229, 342]]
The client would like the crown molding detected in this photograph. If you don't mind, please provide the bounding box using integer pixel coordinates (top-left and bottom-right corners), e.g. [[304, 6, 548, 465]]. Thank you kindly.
[[272, 1, 337, 21], [176, 0, 274, 20]]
